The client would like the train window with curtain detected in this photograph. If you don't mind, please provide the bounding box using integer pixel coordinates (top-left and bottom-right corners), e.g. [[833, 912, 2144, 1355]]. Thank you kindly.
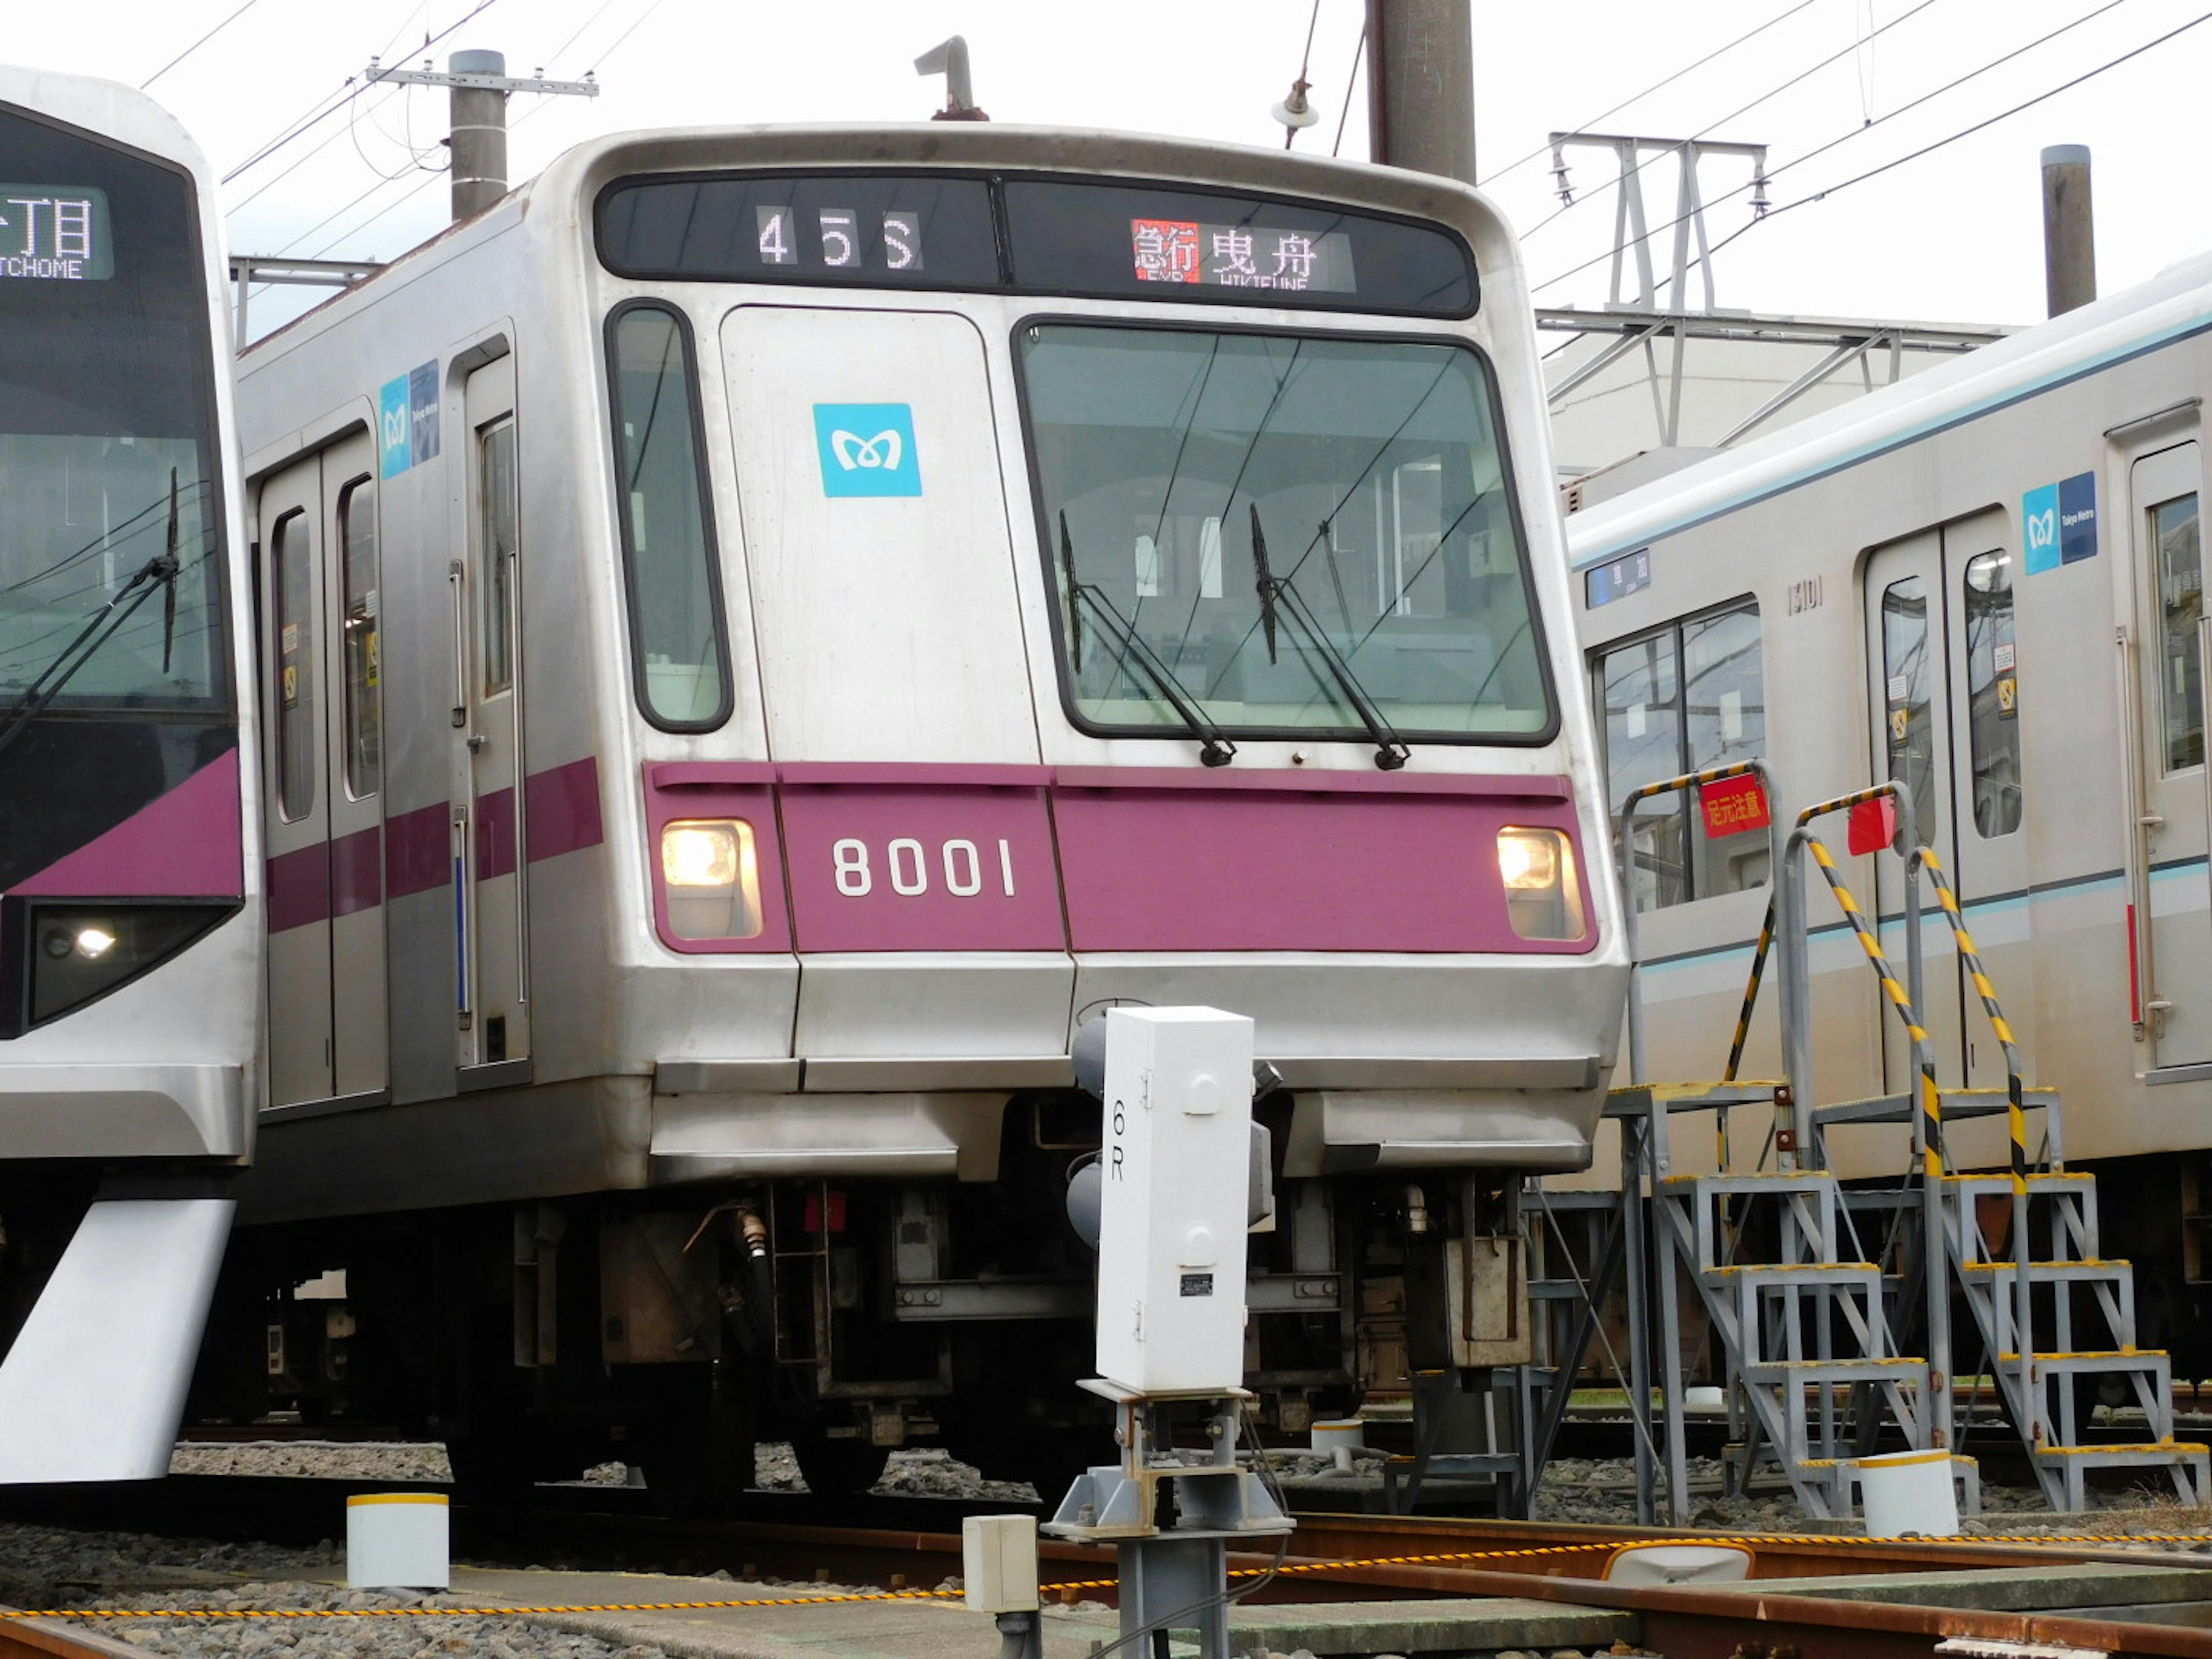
[[1963, 550, 2020, 837], [1596, 599, 1765, 914], [338, 478, 381, 800], [271, 508, 315, 824], [605, 303, 730, 731], [1880, 575, 1936, 849], [2157, 493, 2203, 772]]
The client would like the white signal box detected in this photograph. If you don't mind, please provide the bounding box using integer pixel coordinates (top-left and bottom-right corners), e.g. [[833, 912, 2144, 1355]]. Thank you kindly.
[[1095, 1007, 1255, 1394]]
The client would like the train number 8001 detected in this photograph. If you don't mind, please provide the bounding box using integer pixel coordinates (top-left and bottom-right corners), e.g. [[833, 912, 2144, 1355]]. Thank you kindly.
[[831, 837, 1017, 899]]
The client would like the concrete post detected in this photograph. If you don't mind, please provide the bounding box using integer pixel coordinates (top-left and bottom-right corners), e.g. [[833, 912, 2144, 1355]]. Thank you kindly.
[[449, 49, 509, 222], [1365, 0, 1476, 185], [2041, 144, 2095, 318]]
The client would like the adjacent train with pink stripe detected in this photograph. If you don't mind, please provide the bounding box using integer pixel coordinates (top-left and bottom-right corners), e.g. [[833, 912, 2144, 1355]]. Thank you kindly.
[[0, 67, 257, 1481], [213, 123, 1626, 1503]]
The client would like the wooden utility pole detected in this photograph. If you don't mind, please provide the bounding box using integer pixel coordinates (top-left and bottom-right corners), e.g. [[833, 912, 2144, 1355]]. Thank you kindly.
[[1365, 0, 1476, 184]]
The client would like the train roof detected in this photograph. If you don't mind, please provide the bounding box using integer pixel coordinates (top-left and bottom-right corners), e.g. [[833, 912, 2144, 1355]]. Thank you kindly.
[[0, 63, 205, 172], [1565, 243, 2212, 568]]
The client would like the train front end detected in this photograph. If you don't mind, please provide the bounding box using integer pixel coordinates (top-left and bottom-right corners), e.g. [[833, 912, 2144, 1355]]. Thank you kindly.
[[578, 128, 1627, 1482], [0, 68, 257, 1480]]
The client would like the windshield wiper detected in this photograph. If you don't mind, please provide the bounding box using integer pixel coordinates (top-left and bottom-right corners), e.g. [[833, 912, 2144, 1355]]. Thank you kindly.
[[1251, 504, 1410, 771], [0, 479, 185, 766], [1060, 511, 1236, 768]]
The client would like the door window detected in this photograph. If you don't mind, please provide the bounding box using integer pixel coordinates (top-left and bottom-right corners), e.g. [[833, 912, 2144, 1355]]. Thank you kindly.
[[2157, 493, 2203, 772], [480, 419, 518, 695], [338, 478, 381, 799], [1880, 575, 1936, 849], [272, 508, 315, 823], [1961, 550, 2020, 837]]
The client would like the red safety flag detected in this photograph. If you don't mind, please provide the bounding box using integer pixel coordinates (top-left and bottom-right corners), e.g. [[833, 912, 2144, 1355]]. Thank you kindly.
[[1700, 774, 1770, 838], [1847, 796, 1898, 857]]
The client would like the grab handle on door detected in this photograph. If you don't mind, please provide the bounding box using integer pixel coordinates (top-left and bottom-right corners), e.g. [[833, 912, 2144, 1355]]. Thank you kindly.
[[447, 560, 468, 729]]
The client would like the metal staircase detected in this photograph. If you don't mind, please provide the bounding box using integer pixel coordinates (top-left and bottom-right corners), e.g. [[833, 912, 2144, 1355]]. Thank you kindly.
[[1580, 763, 2209, 1524]]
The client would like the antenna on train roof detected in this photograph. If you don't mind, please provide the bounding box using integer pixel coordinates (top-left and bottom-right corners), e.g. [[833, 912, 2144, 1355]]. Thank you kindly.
[[915, 36, 990, 121]]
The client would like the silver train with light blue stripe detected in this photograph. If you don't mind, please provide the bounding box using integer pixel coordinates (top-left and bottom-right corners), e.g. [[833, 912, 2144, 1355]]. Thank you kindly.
[[1568, 243, 2212, 1373]]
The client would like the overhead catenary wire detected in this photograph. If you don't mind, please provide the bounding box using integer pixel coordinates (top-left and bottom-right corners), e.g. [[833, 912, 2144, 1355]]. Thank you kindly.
[[141, 0, 265, 89], [1475, 0, 1825, 187], [1529, 0, 2169, 296], [1518, 0, 1944, 243], [220, 0, 508, 185], [248, 0, 666, 286]]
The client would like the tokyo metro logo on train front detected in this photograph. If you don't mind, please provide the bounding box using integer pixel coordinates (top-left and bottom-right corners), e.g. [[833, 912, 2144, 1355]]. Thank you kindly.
[[814, 403, 921, 497]]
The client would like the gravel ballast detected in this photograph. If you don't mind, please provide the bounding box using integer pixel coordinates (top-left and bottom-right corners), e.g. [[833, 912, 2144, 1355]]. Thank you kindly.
[[0, 1440, 2200, 1658]]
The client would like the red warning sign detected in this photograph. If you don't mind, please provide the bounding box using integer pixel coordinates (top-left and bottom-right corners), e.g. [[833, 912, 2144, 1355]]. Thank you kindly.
[[1700, 773, 1770, 838]]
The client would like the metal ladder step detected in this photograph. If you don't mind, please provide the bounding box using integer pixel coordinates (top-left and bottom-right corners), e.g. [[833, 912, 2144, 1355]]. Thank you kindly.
[[1812, 1086, 2061, 1128], [1957, 1258, 2130, 1282], [1994, 1349, 2166, 1370], [1742, 1357, 1926, 1383]]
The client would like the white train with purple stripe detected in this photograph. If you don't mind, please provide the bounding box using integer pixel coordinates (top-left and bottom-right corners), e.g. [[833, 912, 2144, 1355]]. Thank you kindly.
[[0, 67, 258, 1480], [218, 123, 1625, 1503]]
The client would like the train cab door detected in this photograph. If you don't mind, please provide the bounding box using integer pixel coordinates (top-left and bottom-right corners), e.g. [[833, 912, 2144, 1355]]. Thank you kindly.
[[257, 432, 390, 1108], [2128, 441, 2212, 1069], [1863, 512, 2034, 1117], [454, 353, 529, 1074]]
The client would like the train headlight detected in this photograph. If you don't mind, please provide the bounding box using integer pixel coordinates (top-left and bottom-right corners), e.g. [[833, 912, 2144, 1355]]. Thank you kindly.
[[3, 899, 238, 1037], [1497, 827, 1585, 942], [660, 819, 763, 941]]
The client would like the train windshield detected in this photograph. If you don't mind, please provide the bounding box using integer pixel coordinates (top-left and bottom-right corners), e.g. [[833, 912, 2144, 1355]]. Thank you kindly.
[[0, 105, 228, 718], [1019, 324, 1550, 744]]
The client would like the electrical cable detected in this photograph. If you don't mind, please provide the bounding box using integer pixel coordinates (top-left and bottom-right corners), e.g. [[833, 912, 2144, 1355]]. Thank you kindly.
[[1283, 0, 1323, 149], [1699, 5, 2212, 267], [1529, 0, 2149, 297], [221, 0, 507, 184], [1520, 0, 1943, 243], [142, 0, 265, 89], [1475, 0, 1823, 187], [1330, 22, 1365, 157], [282, 0, 666, 267]]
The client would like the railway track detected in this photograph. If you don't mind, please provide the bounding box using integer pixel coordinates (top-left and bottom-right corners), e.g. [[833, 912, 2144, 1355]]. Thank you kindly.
[[10, 1481, 2212, 1659]]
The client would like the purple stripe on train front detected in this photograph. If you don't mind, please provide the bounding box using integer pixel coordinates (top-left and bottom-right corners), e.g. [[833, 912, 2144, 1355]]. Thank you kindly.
[[386, 802, 450, 900], [475, 787, 518, 881], [525, 757, 604, 862], [1051, 785, 1593, 954], [777, 761, 1054, 787], [1051, 765, 1573, 798], [12, 749, 244, 897], [332, 825, 383, 916], [778, 783, 1066, 953], [266, 840, 332, 934]]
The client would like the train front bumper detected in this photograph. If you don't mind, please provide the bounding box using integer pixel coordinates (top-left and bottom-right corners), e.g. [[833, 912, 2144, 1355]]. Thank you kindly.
[[0, 1062, 252, 1160]]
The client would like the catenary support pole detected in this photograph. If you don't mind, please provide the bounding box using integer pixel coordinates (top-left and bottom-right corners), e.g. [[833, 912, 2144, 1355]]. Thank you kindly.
[[2041, 145, 2095, 318], [1365, 0, 1475, 184]]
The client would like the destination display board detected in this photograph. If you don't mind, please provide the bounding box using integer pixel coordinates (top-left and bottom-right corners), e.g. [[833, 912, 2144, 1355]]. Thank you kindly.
[[597, 171, 1476, 317], [0, 185, 111, 281]]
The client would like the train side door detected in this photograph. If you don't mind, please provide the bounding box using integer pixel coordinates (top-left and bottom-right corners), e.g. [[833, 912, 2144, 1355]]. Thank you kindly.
[[260, 461, 335, 1107], [1863, 533, 1968, 1092], [2130, 441, 2211, 1067], [1865, 516, 2036, 1108], [323, 437, 389, 1099], [256, 431, 391, 1108], [454, 354, 529, 1073]]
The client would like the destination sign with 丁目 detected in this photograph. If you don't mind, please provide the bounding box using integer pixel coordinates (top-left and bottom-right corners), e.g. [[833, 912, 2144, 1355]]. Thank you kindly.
[[0, 186, 112, 281]]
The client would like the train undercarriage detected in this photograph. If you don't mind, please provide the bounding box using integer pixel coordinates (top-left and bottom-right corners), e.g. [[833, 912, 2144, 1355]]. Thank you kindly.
[[188, 1089, 1536, 1509]]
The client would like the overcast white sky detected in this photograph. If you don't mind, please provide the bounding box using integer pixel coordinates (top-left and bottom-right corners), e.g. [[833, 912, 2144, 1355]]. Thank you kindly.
[[12, 0, 2211, 331]]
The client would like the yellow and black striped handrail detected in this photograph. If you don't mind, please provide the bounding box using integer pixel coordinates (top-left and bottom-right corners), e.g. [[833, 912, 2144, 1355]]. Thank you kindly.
[[1800, 832, 1948, 1181], [1911, 849, 2044, 1190]]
